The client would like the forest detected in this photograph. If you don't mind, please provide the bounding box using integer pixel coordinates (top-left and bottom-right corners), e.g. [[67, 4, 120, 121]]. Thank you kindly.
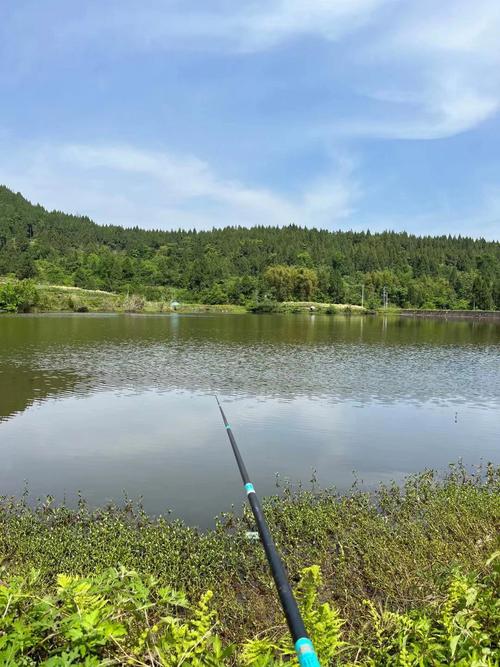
[[1, 185, 499, 309]]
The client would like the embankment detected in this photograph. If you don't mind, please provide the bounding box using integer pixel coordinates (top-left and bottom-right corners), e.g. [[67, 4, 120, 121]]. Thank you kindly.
[[402, 308, 500, 320]]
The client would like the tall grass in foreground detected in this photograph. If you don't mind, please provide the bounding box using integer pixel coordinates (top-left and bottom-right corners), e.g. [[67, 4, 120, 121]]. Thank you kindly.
[[0, 463, 499, 664]]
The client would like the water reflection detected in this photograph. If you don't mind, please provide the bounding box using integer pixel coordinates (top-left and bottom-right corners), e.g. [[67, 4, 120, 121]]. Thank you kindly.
[[0, 313, 498, 527], [0, 391, 497, 527], [1, 314, 499, 413]]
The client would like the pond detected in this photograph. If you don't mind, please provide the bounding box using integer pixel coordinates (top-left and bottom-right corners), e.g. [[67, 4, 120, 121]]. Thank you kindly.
[[0, 312, 498, 527]]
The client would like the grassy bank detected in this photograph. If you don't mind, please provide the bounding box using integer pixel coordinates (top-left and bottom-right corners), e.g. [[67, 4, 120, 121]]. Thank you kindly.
[[1, 464, 498, 664], [35, 286, 365, 315], [0, 281, 247, 314], [18, 278, 500, 317], [1, 279, 366, 315], [36, 284, 248, 314], [248, 300, 366, 314]]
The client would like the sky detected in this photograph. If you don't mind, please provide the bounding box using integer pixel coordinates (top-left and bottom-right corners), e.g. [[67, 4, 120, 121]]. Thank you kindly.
[[0, 0, 499, 240]]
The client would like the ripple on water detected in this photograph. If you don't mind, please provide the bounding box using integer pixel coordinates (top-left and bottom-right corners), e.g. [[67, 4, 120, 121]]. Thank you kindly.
[[10, 337, 500, 408]]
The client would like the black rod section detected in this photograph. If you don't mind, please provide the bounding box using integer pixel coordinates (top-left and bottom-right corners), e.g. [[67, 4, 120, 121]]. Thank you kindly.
[[215, 396, 320, 667]]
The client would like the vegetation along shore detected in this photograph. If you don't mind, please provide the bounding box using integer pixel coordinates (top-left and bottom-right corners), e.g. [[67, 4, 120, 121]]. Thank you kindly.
[[1, 186, 499, 312], [2, 278, 498, 317], [0, 464, 498, 665]]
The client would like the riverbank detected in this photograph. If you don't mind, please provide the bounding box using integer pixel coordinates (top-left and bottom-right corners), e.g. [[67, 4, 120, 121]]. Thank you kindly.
[[38, 286, 364, 315], [401, 308, 500, 320], [35, 284, 249, 314], [1, 464, 498, 664], [2, 280, 500, 318], [1, 280, 366, 314]]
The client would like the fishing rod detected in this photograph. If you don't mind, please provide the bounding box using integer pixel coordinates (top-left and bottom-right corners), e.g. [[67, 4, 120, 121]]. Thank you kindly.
[[215, 396, 321, 667]]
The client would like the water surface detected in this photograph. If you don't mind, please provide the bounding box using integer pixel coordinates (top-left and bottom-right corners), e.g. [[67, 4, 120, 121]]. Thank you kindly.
[[0, 313, 498, 527]]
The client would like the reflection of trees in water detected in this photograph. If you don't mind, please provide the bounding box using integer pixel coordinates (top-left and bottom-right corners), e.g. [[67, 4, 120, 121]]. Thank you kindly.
[[0, 315, 499, 419], [0, 368, 81, 422], [13, 340, 500, 409]]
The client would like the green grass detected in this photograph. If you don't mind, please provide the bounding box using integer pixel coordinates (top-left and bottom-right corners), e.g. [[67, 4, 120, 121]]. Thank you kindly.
[[34, 286, 361, 315], [3, 556, 497, 665], [34, 284, 246, 314], [1, 278, 375, 315], [34, 286, 363, 315], [279, 302, 365, 314], [247, 300, 366, 314], [1, 463, 498, 664]]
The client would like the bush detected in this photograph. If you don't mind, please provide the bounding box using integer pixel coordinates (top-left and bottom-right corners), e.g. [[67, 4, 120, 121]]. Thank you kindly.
[[201, 283, 229, 305], [0, 464, 498, 663], [0, 567, 229, 666], [247, 299, 280, 313], [241, 565, 345, 666], [358, 551, 500, 666], [0, 555, 498, 665], [67, 295, 89, 312], [0, 279, 39, 313], [122, 293, 145, 312]]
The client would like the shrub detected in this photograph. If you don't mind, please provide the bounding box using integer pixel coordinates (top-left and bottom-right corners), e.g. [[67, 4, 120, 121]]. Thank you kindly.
[[1, 555, 498, 665], [241, 565, 345, 666], [122, 293, 145, 312], [358, 551, 500, 666], [247, 299, 280, 313], [201, 283, 229, 305], [0, 566, 233, 666], [0, 279, 39, 313], [0, 465, 498, 663], [67, 296, 89, 312]]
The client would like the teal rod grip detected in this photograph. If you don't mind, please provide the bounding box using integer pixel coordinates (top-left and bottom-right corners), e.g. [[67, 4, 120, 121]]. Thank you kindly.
[[295, 638, 321, 666]]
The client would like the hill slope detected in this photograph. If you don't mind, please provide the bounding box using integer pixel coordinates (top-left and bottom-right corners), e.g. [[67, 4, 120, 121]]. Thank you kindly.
[[0, 185, 499, 308]]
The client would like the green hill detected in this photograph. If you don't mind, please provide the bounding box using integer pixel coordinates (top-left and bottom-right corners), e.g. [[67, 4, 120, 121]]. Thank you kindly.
[[0, 185, 498, 309]]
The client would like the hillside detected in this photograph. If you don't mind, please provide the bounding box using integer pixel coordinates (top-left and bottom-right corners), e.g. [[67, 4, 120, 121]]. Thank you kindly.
[[0, 185, 499, 309]]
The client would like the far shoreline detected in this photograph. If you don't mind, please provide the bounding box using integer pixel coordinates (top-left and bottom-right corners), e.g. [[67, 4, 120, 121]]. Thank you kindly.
[[1, 281, 500, 318]]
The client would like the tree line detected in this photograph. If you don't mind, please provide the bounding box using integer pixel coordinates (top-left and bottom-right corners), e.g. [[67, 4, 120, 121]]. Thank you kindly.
[[1, 185, 499, 309]]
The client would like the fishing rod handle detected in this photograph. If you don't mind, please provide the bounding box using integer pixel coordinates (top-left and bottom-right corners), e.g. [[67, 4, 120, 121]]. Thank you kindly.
[[295, 638, 321, 666]]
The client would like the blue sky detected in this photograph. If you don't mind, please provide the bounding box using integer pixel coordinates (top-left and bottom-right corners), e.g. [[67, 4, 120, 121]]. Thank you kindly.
[[0, 0, 499, 239]]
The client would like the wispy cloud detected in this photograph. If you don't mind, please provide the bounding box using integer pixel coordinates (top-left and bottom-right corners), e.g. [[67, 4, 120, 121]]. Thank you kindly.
[[5, 0, 499, 140], [57, 0, 390, 54], [1, 1, 499, 238], [336, 0, 500, 139], [0, 140, 360, 230], [333, 81, 499, 140], [2, 1, 499, 140]]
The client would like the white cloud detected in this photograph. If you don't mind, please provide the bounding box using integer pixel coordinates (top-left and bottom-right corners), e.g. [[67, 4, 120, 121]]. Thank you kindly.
[[56, 0, 390, 54], [56, 2, 500, 139], [3, 1, 499, 140], [334, 80, 499, 140], [224, 0, 390, 52], [0, 140, 360, 230], [386, 0, 500, 57], [341, 0, 500, 139]]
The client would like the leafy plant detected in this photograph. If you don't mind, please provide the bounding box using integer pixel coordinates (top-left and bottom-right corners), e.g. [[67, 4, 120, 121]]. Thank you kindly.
[[241, 565, 344, 665], [357, 551, 500, 666], [0, 464, 498, 663], [0, 552, 499, 665], [0, 279, 38, 312], [0, 567, 231, 666]]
